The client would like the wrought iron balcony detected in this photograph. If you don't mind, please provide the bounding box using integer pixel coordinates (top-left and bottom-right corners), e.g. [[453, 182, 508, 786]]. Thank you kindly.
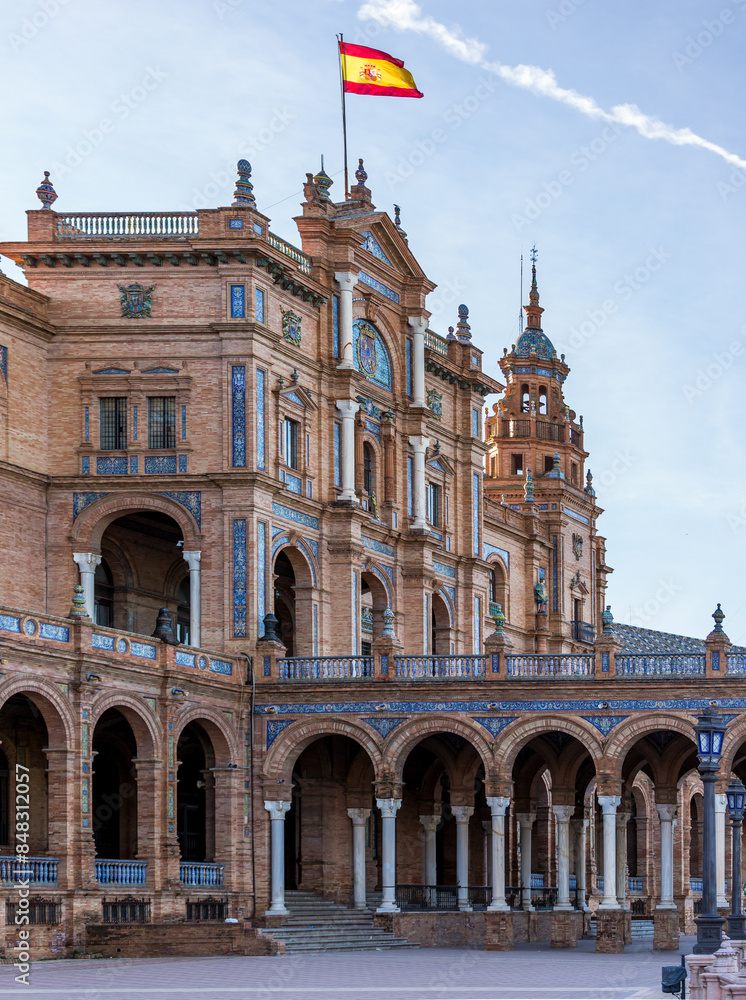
[[572, 620, 595, 644]]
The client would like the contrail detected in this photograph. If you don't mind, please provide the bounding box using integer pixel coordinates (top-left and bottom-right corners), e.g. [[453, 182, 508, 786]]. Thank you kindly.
[[358, 0, 746, 171]]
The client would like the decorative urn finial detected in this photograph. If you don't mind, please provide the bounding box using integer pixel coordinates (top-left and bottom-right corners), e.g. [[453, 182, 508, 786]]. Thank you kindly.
[[68, 584, 89, 619], [601, 605, 614, 634], [712, 603, 725, 634], [382, 607, 396, 637], [393, 203, 407, 240], [152, 607, 178, 645], [456, 304, 471, 342], [584, 469, 596, 497], [36, 171, 57, 210], [313, 157, 333, 203], [232, 160, 256, 208], [355, 158, 368, 186], [260, 613, 281, 642], [492, 605, 506, 635]]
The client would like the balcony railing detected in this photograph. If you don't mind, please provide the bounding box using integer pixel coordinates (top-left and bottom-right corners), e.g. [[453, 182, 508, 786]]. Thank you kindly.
[[536, 420, 565, 442], [0, 857, 58, 884], [267, 231, 312, 274], [395, 655, 487, 679], [424, 330, 449, 356], [180, 862, 224, 886], [615, 654, 705, 677], [277, 656, 374, 680], [572, 620, 595, 644], [55, 212, 199, 238], [727, 653, 746, 674], [506, 654, 594, 678], [395, 885, 491, 911], [95, 860, 148, 885], [501, 418, 531, 438], [690, 877, 703, 893]]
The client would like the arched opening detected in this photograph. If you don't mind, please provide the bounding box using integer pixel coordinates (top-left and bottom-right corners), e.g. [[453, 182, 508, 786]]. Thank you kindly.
[[487, 560, 508, 618], [274, 552, 296, 656], [431, 592, 452, 654], [360, 570, 389, 654], [273, 546, 316, 657], [91, 709, 138, 860], [690, 792, 703, 883], [176, 577, 191, 645], [538, 386, 547, 415], [363, 442, 375, 499], [520, 384, 530, 414], [177, 721, 216, 862], [0, 748, 7, 846], [97, 510, 185, 636], [0, 695, 51, 854]]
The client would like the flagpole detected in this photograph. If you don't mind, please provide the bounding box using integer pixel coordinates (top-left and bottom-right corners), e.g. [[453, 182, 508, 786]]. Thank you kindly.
[[337, 33, 349, 199]]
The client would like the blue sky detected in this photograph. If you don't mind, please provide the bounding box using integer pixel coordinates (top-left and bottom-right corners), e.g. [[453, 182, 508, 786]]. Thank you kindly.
[[1, 0, 744, 644]]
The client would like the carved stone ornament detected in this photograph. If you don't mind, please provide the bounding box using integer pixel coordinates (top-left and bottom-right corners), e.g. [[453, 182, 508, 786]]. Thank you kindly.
[[281, 308, 302, 346], [118, 283, 154, 319]]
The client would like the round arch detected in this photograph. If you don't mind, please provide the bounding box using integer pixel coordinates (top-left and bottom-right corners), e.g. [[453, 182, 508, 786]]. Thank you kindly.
[[718, 715, 746, 774], [0, 678, 76, 748], [72, 492, 201, 553], [90, 693, 161, 758], [172, 706, 239, 765], [495, 715, 603, 780], [362, 562, 393, 609], [271, 539, 318, 589], [262, 718, 385, 785], [603, 713, 697, 779], [385, 716, 494, 784]]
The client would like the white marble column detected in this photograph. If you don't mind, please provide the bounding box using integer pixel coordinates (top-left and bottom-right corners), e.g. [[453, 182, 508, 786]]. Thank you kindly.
[[264, 800, 291, 915], [572, 817, 590, 911], [486, 796, 511, 911], [347, 808, 371, 909], [73, 551, 101, 619], [336, 399, 360, 503], [419, 814, 439, 887], [334, 271, 357, 370], [516, 812, 536, 911], [407, 315, 427, 407], [376, 798, 401, 912], [716, 792, 729, 907], [615, 811, 630, 910], [182, 550, 201, 647], [656, 804, 677, 910], [452, 806, 474, 911], [409, 435, 429, 530], [553, 805, 574, 910], [597, 795, 621, 909]]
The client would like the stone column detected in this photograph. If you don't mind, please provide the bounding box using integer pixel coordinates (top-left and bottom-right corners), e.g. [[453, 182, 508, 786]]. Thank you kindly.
[[72, 552, 101, 619], [656, 804, 678, 910], [616, 811, 630, 910], [553, 805, 574, 910], [409, 435, 429, 530], [265, 800, 291, 915], [597, 795, 621, 909], [181, 550, 201, 647], [336, 399, 360, 503], [486, 796, 511, 912], [334, 271, 357, 370], [517, 813, 536, 911], [452, 806, 474, 911], [347, 808, 371, 909], [716, 792, 729, 907], [572, 817, 590, 911], [419, 814, 439, 887], [407, 315, 427, 407], [376, 798, 401, 912]]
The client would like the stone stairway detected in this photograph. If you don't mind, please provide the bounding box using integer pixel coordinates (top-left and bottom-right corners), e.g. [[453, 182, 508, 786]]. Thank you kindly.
[[258, 890, 417, 953]]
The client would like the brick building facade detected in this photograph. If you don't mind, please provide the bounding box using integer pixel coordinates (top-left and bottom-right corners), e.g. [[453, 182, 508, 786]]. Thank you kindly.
[[0, 162, 743, 958]]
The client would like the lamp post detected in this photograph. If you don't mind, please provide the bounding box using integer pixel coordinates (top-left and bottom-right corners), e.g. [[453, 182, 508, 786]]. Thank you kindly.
[[727, 778, 746, 941], [693, 703, 728, 954]]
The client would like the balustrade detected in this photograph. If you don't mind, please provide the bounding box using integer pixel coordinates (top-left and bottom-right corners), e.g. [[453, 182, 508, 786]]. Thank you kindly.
[[267, 231, 311, 273], [615, 654, 705, 677], [55, 212, 198, 238], [424, 330, 449, 356], [95, 860, 148, 885], [277, 656, 373, 679], [0, 857, 58, 884], [506, 655, 594, 677], [395, 655, 487, 679], [179, 862, 224, 886], [727, 653, 746, 674]]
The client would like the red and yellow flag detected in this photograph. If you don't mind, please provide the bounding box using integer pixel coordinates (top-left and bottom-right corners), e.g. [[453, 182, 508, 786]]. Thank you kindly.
[[339, 42, 423, 99]]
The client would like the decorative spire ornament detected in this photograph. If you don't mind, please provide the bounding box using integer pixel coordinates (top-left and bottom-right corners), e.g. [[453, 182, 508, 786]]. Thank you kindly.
[[456, 304, 471, 342], [35, 171, 57, 210], [584, 470, 596, 497], [393, 204, 407, 240], [314, 156, 333, 203], [601, 605, 614, 634], [524, 468, 534, 503], [232, 160, 256, 208], [68, 584, 89, 619], [712, 603, 726, 634], [355, 158, 368, 186]]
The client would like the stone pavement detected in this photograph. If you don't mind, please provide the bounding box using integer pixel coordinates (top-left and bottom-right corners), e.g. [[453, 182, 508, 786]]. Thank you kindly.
[[0, 938, 694, 999]]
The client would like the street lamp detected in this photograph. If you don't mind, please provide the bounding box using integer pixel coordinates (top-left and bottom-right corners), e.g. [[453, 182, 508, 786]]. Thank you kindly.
[[693, 703, 728, 954], [726, 778, 746, 941]]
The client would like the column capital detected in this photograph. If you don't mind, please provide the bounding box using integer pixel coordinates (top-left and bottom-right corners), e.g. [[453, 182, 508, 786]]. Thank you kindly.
[[347, 807, 371, 825], [656, 803, 677, 822], [336, 398, 360, 418], [597, 794, 621, 814], [73, 551, 101, 572], [419, 814, 441, 833], [264, 800, 292, 821], [515, 812, 536, 827], [571, 817, 589, 833], [334, 271, 358, 291], [486, 795, 510, 817], [182, 550, 201, 571], [552, 804, 574, 822], [715, 792, 728, 811], [408, 434, 430, 452], [376, 797, 402, 819], [451, 805, 474, 824], [407, 315, 428, 335]]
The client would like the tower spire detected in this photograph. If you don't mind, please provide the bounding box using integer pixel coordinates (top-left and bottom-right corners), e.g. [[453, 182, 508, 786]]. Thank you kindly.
[[528, 244, 539, 307]]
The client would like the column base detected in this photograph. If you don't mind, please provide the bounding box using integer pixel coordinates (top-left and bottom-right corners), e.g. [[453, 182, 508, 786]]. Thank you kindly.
[[336, 360, 355, 371], [487, 901, 511, 912], [376, 903, 400, 914], [458, 904, 473, 912], [655, 902, 678, 910], [598, 899, 621, 910], [265, 905, 289, 916]]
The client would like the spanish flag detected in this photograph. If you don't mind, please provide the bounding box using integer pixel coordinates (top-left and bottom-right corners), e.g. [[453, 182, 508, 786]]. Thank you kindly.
[[339, 41, 423, 99]]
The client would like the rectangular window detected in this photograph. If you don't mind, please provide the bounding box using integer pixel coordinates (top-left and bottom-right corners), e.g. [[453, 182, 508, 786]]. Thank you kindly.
[[428, 483, 441, 527], [334, 422, 341, 487], [333, 294, 340, 358], [148, 396, 176, 449], [255, 287, 265, 324], [511, 454, 523, 475], [407, 455, 414, 516], [406, 338, 413, 397], [283, 417, 298, 470], [472, 407, 479, 437], [100, 397, 127, 450]]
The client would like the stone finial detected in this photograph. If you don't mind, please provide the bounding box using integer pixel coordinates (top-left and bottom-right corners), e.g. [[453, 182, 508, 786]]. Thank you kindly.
[[355, 158, 368, 186], [232, 160, 256, 208], [456, 304, 471, 342], [381, 607, 395, 638], [68, 584, 89, 619], [446, 325, 456, 342], [584, 469, 596, 497], [501, 494, 508, 505], [152, 607, 178, 644], [601, 605, 614, 634], [260, 613, 281, 642], [313, 157, 333, 203], [492, 605, 506, 635], [393, 204, 407, 241], [712, 603, 725, 634], [524, 468, 534, 503], [35, 171, 57, 210]]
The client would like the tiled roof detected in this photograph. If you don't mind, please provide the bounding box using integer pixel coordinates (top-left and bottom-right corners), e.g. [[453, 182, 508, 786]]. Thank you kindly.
[[614, 622, 746, 655]]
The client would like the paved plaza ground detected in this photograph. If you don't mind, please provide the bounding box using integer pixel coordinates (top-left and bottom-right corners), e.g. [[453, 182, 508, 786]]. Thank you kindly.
[[0, 938, 695, 999]]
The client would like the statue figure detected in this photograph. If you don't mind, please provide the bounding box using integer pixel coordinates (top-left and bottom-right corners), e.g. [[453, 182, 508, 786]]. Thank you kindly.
[[534, 579, 548, 612]]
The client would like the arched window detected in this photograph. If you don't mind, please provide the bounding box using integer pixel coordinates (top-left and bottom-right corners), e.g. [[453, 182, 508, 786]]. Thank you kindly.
[[363, 443, 374, 497], [538, 386, 547, 414], [520, 384, 530, 413], [176, 577, 191, 645], [93, 559, 114, 627], [488, 570, 497, 604]]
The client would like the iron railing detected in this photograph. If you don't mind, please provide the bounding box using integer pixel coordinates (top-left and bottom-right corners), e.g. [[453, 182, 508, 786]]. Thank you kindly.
[[395, 885, 491, 911], [536, 420, 564, 442], [186, 896, 229, 921], [572, 620, 595, 644], [6, 896, 61, 925], [102, 896, 151, 924]]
